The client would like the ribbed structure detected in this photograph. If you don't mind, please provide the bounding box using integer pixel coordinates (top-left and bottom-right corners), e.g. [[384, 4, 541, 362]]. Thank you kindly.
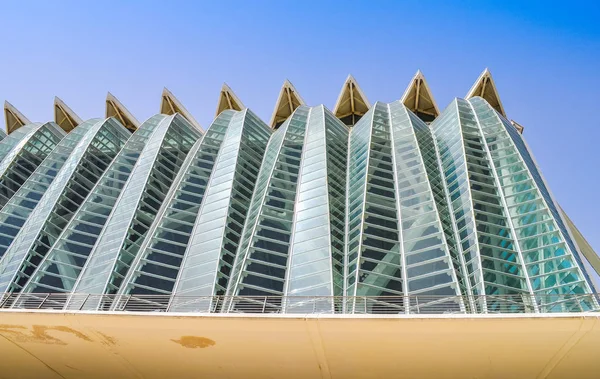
[[0, 119, 129, 295], [0, 76, 597, 314]]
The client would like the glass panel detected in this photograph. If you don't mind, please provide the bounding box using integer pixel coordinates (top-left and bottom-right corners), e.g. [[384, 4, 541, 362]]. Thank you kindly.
[[70, 114, 201, 310], [0, 118, 131, 299], [169, 109, 270, 312]]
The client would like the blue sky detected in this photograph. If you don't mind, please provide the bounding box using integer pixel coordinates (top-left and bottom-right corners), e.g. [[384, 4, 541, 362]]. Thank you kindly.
[[1, 1, 599, 255]]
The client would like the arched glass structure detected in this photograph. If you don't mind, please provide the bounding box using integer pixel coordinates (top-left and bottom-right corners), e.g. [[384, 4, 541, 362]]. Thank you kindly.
[[0, 88, 596, 314]]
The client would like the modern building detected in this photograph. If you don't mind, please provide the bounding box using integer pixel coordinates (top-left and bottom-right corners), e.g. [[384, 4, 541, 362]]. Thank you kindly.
[[1, 70, 600, 379], [0, 69, 598, 317]]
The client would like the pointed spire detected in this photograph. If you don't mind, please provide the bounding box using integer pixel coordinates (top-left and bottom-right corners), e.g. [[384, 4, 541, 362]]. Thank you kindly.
[[106, 92, 139, 132], [160, 88, 202, 132], [401, 70, 440, 123], [269, 79, 305, 129], [216, 83, 245, 117], [510, 120, 525, 134], [4, 101, 31, 134], [466, 68, 506, 117], [54, 97, 83, 133], [333, 74, 371, 126]]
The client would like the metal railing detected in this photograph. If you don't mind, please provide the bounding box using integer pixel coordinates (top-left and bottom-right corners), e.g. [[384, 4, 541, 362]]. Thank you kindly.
[[1, 293, 598, 314]]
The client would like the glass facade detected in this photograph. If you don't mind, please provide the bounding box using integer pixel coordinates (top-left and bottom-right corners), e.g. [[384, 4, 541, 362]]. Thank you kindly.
[[69, 114, 201, 310], [116, 111, 235, 310], [0, 119, 98, 262], [168, 109, 270, 312], [226, 106, 347, 313], [346, 102, 463, 314], [468, 97, 595, 311], [0, 93, 596, 314], [0, 118, 130, 296], [0, 122, 65, 209], [19, 115, 170, 301]]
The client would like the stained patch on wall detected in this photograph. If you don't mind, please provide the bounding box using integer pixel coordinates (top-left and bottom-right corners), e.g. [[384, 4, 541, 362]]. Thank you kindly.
[[171, 336, 216, 349]]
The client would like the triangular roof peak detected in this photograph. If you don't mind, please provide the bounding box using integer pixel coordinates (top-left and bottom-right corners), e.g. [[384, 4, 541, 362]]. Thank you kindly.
[[4, 101, 31, 134], [269, 79, 305, 129], [401, 70, 440, 123], [54, 97, 83, 133], [466, 68, 506, 117], [510, 120, 525, 134], [161, 88, 202, 132], [333, 74, 371, 126], [106, 92, 139, 132], [215, 83, 245, 117]]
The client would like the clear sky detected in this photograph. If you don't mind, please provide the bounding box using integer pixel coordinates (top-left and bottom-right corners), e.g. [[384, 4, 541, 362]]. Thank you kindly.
[[1, 1, 599, 255]]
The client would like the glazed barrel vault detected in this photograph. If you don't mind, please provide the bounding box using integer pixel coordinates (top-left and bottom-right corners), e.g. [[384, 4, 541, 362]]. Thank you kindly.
[[0, 70, 598, 314]]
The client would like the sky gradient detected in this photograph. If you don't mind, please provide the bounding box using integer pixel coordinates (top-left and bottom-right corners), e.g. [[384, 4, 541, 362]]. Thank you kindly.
[[1, 1, 599, 256]]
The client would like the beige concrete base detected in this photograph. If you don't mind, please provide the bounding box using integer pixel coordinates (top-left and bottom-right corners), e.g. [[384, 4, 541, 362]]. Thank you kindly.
[[0, 311, 598, 379]]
